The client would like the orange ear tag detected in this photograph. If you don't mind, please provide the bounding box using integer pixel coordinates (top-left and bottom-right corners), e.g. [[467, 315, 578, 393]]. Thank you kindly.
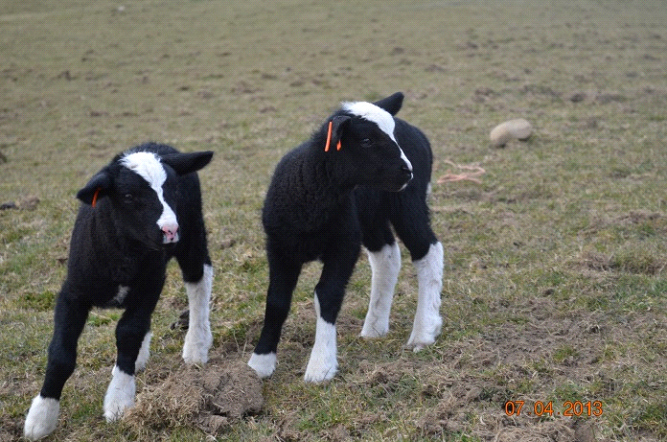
[[324, 121, 333, 152], [92, 187, 101, 208], [336, 140, 342, 151]]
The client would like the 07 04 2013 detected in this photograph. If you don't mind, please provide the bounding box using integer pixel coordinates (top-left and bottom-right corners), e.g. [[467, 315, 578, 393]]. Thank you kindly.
[[504, 400, 603, 417]]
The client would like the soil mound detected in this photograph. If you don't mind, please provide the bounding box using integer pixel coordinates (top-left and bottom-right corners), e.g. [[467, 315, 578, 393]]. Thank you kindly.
[[125, 357, 263, 435]]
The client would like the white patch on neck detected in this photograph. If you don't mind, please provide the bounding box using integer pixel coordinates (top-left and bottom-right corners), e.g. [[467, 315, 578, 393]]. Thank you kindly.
[[120, 151, 178, 233], [341, 101, 413, 172]]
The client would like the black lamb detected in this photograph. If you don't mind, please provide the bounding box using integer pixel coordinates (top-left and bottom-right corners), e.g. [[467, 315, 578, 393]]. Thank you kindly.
[[24, 143, 214, 440], [248, 92, 444, 383]]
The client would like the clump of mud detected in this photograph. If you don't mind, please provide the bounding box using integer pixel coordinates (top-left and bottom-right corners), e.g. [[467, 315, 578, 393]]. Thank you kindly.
[[125, 357, 263, 435]]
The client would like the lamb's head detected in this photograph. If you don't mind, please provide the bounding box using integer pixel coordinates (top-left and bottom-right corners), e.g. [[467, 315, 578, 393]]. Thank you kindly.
[[323, 92, 413, 192], [76, 148, 213, 248]]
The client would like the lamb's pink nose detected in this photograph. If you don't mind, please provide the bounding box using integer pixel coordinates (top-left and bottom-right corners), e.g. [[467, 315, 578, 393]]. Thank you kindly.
[[161, 223, 180, 243]]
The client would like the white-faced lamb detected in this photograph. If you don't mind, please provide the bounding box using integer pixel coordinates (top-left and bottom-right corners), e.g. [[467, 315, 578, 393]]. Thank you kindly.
[[248, 92, 444, 383], [24, 143, 214, 440]]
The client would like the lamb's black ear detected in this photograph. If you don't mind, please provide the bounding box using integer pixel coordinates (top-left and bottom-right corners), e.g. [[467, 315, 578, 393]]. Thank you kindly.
[[161, 151, 214, 176], [77, 169, 113, 206], [373, 92, 404, 116], [325, 115, 351, 152]]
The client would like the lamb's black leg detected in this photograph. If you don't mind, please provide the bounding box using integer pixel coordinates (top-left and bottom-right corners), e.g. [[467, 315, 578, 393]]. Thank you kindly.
[[304, 238, 360, 383], [24, 291, 90, 440], [248, 254, 301, 378]]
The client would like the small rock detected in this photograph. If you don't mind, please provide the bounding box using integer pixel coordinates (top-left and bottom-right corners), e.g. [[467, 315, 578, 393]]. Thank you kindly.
[[200, 415, 230, 434], [490, 118, 532, 147], [220, 238, 237, 249], [569, 92, 587, 103], [574, 420, 596, 442]]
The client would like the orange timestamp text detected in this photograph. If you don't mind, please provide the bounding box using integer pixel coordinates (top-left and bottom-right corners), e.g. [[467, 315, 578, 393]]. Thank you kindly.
[[504, 400, 603, 417]]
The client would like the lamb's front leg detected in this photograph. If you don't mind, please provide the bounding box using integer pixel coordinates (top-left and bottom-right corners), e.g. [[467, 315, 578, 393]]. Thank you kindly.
[[304, 293, 340, 383], [182, 264, 213, 364], [104, 302, 155, 422], [305, 250, 358, 383], [24, 294, 89, 441], [104, 330, 153, 421], [104, 366, 136, 422]]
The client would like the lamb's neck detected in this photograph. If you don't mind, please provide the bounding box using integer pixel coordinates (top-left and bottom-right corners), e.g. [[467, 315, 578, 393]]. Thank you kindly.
[[299, 153, 354, 208]]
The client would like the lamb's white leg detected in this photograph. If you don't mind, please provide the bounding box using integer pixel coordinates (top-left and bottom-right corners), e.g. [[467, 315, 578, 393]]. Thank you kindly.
[[248, 352, 277, 378], [24, 395, 60, 440], [361, 242, 401, 338], [103, 366, 135, 422], [406, 242, 444, 351], [134, 331, 152, 372], [182, 264, 213, 364], [304, 294, 338, 383]]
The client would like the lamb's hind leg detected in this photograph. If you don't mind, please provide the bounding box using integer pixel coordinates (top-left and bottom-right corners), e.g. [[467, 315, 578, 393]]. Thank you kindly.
[[305, 241, 359, 383], [104, 275, 162, 422], [391, 200, 444, 351], [408, 241, 443, 350], [360, 241, 401, 338]]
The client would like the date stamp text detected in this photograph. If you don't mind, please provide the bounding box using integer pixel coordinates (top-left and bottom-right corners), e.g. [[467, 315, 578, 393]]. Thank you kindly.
[[504, 400, 603, 417]]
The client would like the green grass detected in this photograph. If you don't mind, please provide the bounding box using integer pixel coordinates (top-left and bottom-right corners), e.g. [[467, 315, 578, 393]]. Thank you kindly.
[[2, 0, 667, 440]]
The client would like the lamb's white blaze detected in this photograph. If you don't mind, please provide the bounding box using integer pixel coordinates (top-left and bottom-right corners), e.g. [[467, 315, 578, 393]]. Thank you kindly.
[[342, 101, 413, 173], [120, 152, 179, 242]]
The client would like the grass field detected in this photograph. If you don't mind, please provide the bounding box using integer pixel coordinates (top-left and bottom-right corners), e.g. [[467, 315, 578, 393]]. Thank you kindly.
[[2, 1, 667, 440]]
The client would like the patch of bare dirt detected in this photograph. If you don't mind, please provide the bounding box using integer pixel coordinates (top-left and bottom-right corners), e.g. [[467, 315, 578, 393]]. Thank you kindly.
[[494, 420, 576, 442], [338, 303, 647, 441], [124, 356, 263, 436], [0, 416, 22, 442]]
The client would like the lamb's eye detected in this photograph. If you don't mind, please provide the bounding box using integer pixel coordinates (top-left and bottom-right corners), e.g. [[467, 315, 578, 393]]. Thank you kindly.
[[361, 138, 373, 147], [124, 193, 134, 202]]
